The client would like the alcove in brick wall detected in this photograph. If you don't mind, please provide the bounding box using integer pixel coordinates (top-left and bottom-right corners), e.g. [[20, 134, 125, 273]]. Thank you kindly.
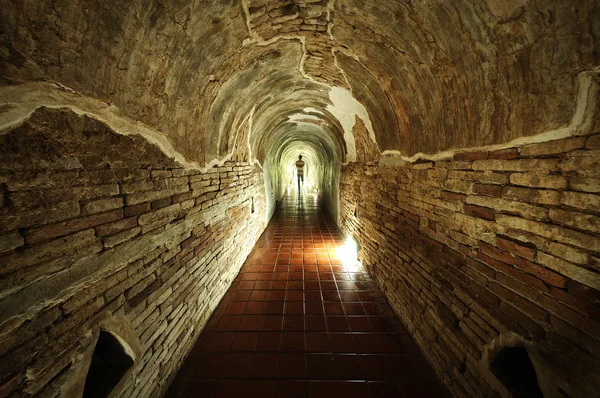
[[490, 346, 543, 398], [83, 330, 135, 398]]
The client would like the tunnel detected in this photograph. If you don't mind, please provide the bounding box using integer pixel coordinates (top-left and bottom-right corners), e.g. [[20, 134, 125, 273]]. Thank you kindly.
[[0, 1, 599, 397]]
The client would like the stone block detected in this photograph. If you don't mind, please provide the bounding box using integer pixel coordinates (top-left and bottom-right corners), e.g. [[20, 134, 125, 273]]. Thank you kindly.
[[569, 176, 600, 193], [495, 235, 536, 261], [83, 197, 123, 215], [472, 159, 559, 172], [440, 190, 466, 201], [542, 241, 588, 265], [502, 186, 561, 205], [0, 232, 24, 254], [1, 201, 81, 234], [561, 191, 599, 213], [489, 148, 518, 160], [549, 208, 600, 233], [520, 137, 587, 156], [560, 151, 600, 176], [472, 184, 503, 197], [466, 196, 547, 221], [509, 173, 567, 189], [496, 215, 599, 250], [454, 151, 488, 161], [512, 257, 566, 288], [464, 204, 495, 221], [95, 216, 138, 237], [24, 209, 122, 244], [537, 252, 600, 290], [103, 227, 141, 248], [124, 203, 151, 217], [586, 134, 600, 149]]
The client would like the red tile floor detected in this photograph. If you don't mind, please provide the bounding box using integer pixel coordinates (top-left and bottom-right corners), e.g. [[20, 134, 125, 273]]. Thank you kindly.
[[165, 192, 449, 397]]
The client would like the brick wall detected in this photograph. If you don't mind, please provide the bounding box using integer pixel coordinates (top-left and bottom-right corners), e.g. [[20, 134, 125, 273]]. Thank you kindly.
[[0, 108, 267, 397], [339, 133, 600, 396]]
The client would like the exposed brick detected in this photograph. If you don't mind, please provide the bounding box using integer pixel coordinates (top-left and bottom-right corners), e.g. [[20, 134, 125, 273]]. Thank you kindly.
[[488, 282, 547, 321], [151, 197, 172, 210], [463, 204, 495, 221], [520, 137, 587, 157], [509, 173, 567, 189], [489, 148, 518, 160], [440, 190, 466, 201], [561, 191, 600, 213], [124, 202, 151, 217], [512, 257, 566, 288], [453, 151, 488, 161], [24, 210, 123, 245], [95, 217, 138, 237], [495, 235, 536, 261], [472, 184, 503, 197], [502, 186, 561, 205], [586, 134, 600, 150]]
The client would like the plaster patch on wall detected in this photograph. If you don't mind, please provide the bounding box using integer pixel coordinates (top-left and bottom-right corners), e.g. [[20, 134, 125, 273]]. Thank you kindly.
[[303, 107, 324, 115], [380, 68, 599, 164], [0, 82, 238, 172], [326, 86, 377, 164], [287, 114, 322, 125]]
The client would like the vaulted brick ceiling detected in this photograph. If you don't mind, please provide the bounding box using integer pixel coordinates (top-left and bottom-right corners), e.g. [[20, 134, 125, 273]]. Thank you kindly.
[[1, 0, 597, 166]]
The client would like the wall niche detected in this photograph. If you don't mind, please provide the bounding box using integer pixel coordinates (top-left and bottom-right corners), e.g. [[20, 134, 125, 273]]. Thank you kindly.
[[62, 316, 141, 398], [490, 346, 543, 398]]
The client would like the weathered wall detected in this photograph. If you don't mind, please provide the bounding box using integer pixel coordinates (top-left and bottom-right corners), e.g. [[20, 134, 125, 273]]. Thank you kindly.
[[0, 108, 267, 397], [339, 132, 600, 397]]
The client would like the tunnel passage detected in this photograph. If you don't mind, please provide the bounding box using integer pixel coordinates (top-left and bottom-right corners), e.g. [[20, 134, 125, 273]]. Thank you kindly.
[[1, 1, 600, 397]]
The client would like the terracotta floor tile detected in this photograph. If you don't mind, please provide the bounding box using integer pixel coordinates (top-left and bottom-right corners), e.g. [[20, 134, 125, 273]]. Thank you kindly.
[[246, 380, 278, 398], [278, 380, 307, 398], [337, 381, 371, 398], [224, 302, 246, 315], [323, 302, 344, 315], [279, 353, 307, 378], [165, 193, 448, 397], [245, 302, 267, 315], [214, 380, 246, 398], [261, 315, 283, 331], [191, 353, 227, 380], [231, 332, 258, 352], [265, 301, 285, 315], [221, 353, 253, 378], [206, 333, 235, 352], [281, 332, 305, 352], [306, 354, 335, 379], [368, 381, 401, 398], [238, 315, 262, 331], [180, 381, 216, 398], [333, 354, 363, 380], [285, 302, 304, 315], [359, 355, 394, 381], [250, 353, 279, 378], [256, 332, 282, 352], [217, 316, 242, 332]]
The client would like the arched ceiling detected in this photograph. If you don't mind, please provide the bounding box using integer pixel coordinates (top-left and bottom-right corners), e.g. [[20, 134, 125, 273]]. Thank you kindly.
[[1, 0, 598, 166]]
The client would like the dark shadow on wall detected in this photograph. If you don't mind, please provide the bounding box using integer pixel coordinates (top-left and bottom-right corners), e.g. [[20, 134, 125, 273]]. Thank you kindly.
[[490, 346, 543, 398], [83, 330, 134, 398]]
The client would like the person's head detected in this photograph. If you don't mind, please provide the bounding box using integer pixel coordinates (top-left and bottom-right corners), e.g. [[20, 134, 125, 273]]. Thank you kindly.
[[298, 155, 302, 160]]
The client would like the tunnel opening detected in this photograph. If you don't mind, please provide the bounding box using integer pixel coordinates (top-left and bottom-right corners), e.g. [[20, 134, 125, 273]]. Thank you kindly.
[[82, 330, 134, 398], [490, 346, 543, 398]]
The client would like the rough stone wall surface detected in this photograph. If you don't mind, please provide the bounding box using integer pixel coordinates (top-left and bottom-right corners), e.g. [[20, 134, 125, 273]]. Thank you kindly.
[[339, 132, 600, 397], [0, 108, 267, 398], [2, 1, 596, 161]]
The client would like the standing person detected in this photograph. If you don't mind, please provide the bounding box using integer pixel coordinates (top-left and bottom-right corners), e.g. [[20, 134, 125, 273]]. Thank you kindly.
[[295, 155, 305, 189]]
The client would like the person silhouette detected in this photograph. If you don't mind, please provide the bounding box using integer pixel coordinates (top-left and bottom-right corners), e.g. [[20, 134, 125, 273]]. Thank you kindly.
[[295, 155, 305, 190]]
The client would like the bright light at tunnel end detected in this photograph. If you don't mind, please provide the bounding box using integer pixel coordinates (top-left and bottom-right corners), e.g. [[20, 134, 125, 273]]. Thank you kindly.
[[337, 236, 359, 267]]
